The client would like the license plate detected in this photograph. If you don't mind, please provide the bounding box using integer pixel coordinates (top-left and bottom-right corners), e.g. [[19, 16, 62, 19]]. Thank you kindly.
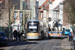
[[53, 35, 57, 36], [53, 34, 59, 36]]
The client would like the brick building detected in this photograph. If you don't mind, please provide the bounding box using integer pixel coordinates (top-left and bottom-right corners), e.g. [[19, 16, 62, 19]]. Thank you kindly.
[[63, 0, 70, 29]]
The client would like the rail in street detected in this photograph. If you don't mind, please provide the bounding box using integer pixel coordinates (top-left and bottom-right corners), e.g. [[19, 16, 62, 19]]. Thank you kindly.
[[0, 36, 71, 50]]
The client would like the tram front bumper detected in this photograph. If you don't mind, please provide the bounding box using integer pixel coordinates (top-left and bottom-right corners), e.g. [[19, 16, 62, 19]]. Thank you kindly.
[[27, 36, 39, 39]]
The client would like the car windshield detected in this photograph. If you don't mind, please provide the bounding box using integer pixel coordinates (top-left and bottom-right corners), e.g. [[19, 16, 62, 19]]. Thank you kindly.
[[65, 29, 70, 32]]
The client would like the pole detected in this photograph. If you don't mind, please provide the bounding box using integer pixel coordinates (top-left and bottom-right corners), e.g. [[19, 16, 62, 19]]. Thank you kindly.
[[24, 1, 26, 34], [22, 0, 23, 30], [9, 0, 11, 38], [30, 0, 31, 20]]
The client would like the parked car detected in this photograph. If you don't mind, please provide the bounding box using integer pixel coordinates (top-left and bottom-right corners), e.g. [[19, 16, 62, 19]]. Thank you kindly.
[[64, 29, 70, 35], [0, 32, 7, 46]]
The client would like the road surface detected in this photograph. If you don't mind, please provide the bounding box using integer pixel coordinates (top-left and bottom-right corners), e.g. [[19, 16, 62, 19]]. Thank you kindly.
[[0, 37, 63, 50]]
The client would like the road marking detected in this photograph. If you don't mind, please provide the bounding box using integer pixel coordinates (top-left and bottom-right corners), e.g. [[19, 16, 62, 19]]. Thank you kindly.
[[52, 40, 62, 50]]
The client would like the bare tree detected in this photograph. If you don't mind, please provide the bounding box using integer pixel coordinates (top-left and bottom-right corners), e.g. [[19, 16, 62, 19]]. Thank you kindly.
[[64, 0, 75, 26], [0, 2, 4, 20]]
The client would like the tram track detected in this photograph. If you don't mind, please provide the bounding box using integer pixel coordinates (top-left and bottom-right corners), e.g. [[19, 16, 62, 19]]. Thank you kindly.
[[41, 38, 62, 50], [11, 40, 37, 50], [11, 41, 25, 50], [8, 38, 63, 50], [24, 40, 37, 50]]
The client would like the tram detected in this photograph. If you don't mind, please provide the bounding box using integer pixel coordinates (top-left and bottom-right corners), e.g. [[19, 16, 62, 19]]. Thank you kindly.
[[26, 20, 46, 39]]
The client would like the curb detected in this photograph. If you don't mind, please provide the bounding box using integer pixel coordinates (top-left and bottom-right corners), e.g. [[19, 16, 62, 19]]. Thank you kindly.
[[7, 38, 15, 43]]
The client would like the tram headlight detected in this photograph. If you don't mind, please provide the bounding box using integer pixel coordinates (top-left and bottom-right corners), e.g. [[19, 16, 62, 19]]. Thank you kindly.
[[31, 22, 34, 25]]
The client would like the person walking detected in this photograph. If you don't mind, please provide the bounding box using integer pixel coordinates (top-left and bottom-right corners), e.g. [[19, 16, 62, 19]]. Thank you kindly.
[[17, 31, 21, 41], [69, 28, 73, 41], [13, 30, 18, 40], [69, 32, 72, 41], [21, 30, 25, 40], [21, 30, 24, 36], [73, 29, 75, 41]]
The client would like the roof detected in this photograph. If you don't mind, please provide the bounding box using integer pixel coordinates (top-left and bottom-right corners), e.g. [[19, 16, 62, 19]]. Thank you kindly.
[[39, 10, 44, 12], [53, 5, 59, 11], [44, 4, 49, 10], [39, 0, 55, 9], [39, 0, 49, 9]]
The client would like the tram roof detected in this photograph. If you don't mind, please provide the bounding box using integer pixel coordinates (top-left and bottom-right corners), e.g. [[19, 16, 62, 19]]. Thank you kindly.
[[27, 20, 39, 22]]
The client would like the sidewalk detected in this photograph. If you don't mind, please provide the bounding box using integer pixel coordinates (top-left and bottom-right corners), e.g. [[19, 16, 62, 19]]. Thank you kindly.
[[61, 36, 72, 50], [7, 37, 26, 43], [7, 38, 14, 43]]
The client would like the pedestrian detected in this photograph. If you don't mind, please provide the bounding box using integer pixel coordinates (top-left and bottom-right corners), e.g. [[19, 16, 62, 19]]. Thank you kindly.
[[72, 29, 75, 46], [69, 28, 73, 41], [49, 26, 51, 31], [73, 29, 75, 41], [21, 30, 24, 37], [17, 31, 21, 41], [21, 30, 25, 40], [69, 32, 72, 41], [13, 30, 18, 40], [62, 28, 65, 35]]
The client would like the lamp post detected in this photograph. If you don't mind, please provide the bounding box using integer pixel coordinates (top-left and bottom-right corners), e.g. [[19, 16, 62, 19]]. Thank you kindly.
[[9, 0, 11, 38]]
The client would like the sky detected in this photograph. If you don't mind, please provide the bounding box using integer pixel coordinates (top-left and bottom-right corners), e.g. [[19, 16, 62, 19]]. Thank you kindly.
[[39, 0, 64, 8]]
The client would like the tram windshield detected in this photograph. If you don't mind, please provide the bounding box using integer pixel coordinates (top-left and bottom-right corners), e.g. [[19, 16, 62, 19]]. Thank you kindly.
[[27, 21, 39, 33]]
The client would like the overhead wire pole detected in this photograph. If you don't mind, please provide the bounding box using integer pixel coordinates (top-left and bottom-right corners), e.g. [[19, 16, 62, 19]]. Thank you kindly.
[[24, 0, 26, 34], [22, 0, 23, 30], [30, 0, 31, 20], [9, 0, 11, 38], [30, 0, 34, 20]]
